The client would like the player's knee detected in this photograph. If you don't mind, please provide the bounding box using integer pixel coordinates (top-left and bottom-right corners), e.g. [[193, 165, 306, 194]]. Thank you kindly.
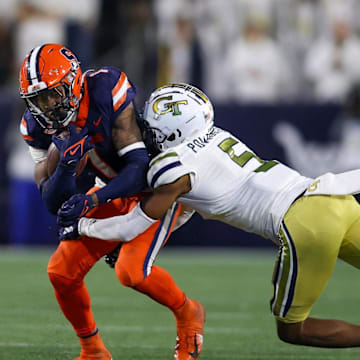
[[115, 261, 144, 287], [276, 320, 303, 344], [48, 272, 81, 294]]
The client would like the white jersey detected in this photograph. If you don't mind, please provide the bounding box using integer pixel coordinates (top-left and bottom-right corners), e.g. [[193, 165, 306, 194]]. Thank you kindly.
[[147, 126, 313, 242]]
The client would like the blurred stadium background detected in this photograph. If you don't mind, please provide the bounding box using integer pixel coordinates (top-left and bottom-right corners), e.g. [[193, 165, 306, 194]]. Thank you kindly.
[[2, 0, 360, 358]]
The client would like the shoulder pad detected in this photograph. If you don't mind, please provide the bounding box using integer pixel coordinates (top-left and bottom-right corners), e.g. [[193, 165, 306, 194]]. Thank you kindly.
[[147, 150, 191, 189], [20, 110, 52, 149], [86, 67, 137, 115]]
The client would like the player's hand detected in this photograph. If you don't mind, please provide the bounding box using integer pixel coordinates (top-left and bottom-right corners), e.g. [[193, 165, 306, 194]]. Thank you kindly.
[[52, 124, 93, 168], [58, 222, 80, 241], [57, 193, 95, 227]]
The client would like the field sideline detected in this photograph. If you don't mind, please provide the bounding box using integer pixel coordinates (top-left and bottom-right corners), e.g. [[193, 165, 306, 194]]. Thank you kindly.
[[0, 247, 360, 360]]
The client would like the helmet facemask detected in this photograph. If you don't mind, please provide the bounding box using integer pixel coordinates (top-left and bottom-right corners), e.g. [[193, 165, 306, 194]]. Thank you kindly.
[[24, 83, 75, 129]]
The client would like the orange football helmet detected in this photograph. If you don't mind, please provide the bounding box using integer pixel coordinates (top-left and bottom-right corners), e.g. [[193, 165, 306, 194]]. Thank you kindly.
[[19, 43, 83, 129]]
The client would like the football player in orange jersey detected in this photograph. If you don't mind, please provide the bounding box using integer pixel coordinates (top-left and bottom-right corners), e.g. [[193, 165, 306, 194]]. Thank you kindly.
[[19, 44, 204, 360]]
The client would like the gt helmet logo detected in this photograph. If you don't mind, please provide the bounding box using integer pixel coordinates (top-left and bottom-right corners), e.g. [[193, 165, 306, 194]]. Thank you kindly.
[[152, 96, 188, 116]]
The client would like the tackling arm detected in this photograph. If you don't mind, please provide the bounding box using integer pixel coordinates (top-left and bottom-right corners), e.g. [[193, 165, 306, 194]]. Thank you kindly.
[[78, 175, 191, 241]]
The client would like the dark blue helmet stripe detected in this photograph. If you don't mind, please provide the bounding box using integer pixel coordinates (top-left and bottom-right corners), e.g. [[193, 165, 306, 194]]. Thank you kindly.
[[27, 45, 46, 86], [26, 48, 34, 85], [35, 44, 46, 83]]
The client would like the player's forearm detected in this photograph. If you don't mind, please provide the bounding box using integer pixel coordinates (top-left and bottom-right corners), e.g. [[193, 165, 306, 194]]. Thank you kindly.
[[40, 165, 76, 214], [78, 202, 157, 241], [94, 147, 149, 204]]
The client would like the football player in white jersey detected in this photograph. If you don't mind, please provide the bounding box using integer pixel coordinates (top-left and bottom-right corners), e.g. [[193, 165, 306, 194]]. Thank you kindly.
[[59, 83, 360, 349]]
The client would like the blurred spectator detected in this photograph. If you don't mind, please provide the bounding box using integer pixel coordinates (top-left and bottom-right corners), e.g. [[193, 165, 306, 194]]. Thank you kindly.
[[0, 0, 18, 87], [14, 0, 66, 72], [273, 82, 360, 177], [63, 0, 100, 68], [95, 0, 157, 105], [275, 0, 326, 98], [155, 0, 202, 91], [194, 0, 243, 102], [224, 15, 293, 103], [13, 0, 99, 78], [304, 15, 360, 102]]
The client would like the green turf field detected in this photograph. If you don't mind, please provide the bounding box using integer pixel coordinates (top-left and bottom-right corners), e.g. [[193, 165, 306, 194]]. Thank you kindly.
[[0, 247, 360, 360]]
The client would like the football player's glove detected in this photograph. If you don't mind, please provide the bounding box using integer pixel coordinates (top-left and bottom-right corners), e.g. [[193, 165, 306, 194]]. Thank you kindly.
[[52, 125, 93, 169], [58, 222, 80, 241], [57, 193, 95, 226], [104, 244, 122, 269]]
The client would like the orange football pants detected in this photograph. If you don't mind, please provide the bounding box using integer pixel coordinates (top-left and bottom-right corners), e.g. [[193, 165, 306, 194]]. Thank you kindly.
[[47, 192, 185, 337]]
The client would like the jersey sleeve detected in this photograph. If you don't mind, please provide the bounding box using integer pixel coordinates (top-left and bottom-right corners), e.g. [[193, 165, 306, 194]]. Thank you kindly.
[[19, 110, 52, 149], [147, 150, 192, 189], [87, 66, 137, 123]]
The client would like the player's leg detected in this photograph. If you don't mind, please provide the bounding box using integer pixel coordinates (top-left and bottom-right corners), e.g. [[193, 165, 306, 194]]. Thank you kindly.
[[115, 203, 205, 360], [273, 195, 360, 347], [48, 237, 119, 359], [48, 200, 120, 360]]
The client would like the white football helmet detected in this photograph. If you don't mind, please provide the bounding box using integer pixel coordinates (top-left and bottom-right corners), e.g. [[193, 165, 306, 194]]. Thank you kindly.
[[143, 83, 214, 152]]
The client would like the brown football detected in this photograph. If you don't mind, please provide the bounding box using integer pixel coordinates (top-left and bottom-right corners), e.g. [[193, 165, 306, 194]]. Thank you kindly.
[[46, 142, 88, 177]]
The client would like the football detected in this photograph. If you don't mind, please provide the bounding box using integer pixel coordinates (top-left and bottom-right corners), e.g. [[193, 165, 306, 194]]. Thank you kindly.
[[46, 142, 88, 177]]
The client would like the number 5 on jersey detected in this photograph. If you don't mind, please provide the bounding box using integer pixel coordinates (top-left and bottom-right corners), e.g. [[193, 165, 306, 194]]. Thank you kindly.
[[218, 138, 278, 173]]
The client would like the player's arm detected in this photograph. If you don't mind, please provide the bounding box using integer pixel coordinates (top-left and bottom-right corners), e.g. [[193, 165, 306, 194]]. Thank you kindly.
[[34, 126, 92, 214], [91, 102, 149, 206], [34, 159, 48, 188], [76, 175, 191, 241], [141, 175, 191, 218], [26, 144, 77, 214]]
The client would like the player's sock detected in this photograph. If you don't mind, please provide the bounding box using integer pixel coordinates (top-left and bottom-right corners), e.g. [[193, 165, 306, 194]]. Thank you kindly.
[[48, 272, 96, 337], [76, 329, 112, 360], [134, 265, 186, 311]]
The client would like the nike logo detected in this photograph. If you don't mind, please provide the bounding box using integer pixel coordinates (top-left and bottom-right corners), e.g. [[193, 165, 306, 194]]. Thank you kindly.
[[79, 200, 90, 218], [69, 144, 81, 156], [63, 137, 86, 157], [188, 334, 200, 359], [93, 115, 102, 127]]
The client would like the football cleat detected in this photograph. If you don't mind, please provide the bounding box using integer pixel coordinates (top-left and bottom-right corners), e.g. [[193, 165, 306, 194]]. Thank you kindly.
[[75, 331, 113, 360], [173, 299, 206, 360]]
